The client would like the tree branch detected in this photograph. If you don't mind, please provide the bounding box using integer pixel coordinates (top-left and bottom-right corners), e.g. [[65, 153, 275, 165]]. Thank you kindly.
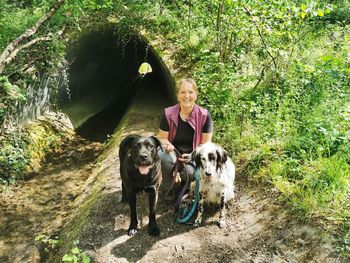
[[2, 37, 52, 66], [244, 6, 277, 69], [0, 0, 65, 74]]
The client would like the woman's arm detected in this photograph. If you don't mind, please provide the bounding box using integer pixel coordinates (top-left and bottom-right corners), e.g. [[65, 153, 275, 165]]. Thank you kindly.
[[201, 132, 213, 144], [158, 129, 175, 152]]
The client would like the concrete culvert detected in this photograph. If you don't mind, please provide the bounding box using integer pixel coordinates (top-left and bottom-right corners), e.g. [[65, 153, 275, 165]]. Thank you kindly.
[[58, 28, 174, 142]]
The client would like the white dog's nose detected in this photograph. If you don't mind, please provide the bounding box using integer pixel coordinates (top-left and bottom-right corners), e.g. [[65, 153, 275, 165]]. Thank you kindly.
[[205, 172, 212, 177]]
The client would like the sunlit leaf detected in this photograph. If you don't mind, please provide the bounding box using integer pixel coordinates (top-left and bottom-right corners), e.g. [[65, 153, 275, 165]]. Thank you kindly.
[[82, 254, 91, 263], [316, 10, 324, 17], [62, 254, 73, 262], [71, 247, 80, 254]]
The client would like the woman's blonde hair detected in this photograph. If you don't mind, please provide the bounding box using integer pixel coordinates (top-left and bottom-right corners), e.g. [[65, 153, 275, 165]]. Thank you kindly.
[[177, 78, 197, 93]]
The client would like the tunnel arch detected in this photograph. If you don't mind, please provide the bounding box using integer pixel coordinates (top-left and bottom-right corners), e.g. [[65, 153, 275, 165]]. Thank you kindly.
[[58, 27, 175, 141]]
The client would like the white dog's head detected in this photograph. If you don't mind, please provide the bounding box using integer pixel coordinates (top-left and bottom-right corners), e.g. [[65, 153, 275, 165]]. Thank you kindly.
[[192, 142, 228, 178]]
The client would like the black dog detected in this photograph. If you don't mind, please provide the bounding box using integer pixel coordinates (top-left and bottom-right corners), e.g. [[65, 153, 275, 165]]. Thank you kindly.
[[119, 134, 162, 236]]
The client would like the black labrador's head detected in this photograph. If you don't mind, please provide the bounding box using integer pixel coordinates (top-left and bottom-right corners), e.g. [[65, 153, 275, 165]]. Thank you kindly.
[[192, 142, 228, 177], [120, 135, 162, 175]]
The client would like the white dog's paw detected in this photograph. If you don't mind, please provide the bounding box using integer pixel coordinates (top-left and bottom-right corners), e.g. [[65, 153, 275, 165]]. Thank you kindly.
[[218, 219, 226, 228], [193, 217, 202, 227]]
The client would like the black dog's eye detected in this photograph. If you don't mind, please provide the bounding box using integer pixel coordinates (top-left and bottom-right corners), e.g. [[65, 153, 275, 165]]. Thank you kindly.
[[148, 145, 154, 149], [134, 143, 140, 150]]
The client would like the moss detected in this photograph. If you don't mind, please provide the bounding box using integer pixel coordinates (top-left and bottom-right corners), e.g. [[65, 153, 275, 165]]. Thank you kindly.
[[0, 112, 74, 182]]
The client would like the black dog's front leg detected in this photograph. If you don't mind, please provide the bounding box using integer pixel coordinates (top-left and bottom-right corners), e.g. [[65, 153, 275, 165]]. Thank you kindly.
[[128, 191, 138, 236], [148, 187, 160, 236], [121, 182, 128, 203]]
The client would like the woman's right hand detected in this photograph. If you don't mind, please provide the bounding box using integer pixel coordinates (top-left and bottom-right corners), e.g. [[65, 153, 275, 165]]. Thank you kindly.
[[163, 143, 175, 153]]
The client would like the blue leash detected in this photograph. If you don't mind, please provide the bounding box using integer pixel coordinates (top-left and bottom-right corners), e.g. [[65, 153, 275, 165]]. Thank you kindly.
[[176, 168, 200, 224]]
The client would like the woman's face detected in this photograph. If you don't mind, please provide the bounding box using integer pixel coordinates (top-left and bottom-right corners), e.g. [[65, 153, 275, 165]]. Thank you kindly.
[[177, 82, 197, 110]]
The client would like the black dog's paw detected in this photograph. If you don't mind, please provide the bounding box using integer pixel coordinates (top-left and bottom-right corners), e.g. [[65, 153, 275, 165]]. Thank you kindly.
[[127, 227, 138, 236], [128, 222, 138, 236], [148, 224, 160, 236]]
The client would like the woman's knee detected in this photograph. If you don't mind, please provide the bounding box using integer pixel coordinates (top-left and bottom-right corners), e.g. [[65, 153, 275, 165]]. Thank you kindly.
[[158, 150, 176, 166], [180, 163, 196, 182]]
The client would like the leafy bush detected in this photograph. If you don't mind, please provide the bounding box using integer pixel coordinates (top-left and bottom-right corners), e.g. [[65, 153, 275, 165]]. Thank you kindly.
[[0, 132, 30, 184], [62, 241, 90, 263]]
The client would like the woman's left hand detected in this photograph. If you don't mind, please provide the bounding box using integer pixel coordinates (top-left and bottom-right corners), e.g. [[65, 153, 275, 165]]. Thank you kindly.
[[178, 153, 191, 163]]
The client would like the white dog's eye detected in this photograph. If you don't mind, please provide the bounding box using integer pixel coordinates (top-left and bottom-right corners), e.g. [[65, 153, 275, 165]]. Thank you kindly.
[[208, 153, 215, 162]]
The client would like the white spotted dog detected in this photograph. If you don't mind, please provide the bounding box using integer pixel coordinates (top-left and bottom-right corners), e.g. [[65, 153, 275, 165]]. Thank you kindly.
[[192, 142, 235, 228]]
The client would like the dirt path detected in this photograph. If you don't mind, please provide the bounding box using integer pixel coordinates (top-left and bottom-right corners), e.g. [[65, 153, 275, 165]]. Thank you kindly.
[[0, 136, 103, 263], [0, 86, 346, 262]]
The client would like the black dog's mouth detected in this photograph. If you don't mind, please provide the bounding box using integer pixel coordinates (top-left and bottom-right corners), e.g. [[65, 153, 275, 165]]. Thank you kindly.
[[135, 164, 154, 175]]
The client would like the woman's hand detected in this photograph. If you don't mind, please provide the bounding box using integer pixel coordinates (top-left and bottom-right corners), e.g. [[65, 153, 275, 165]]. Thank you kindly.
[[178, 153, 191, 163], [162, 143, 175, 153]]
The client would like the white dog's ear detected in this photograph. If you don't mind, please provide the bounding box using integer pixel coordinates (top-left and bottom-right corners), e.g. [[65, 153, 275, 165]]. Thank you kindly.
[[216, 147, 227, 168], [192, 150, 201, 167]]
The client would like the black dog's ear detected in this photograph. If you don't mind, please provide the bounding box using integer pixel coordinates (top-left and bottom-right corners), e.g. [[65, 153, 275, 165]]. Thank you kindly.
[[119, 135, 141, 169], [119, 135, 141, 155], [150, 136, 163, 151]]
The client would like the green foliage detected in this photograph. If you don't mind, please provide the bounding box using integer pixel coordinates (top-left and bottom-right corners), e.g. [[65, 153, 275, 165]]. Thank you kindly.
[[149, 1, 350, 249], [337, 238, 350, 258], [62, 241, 90, 263], [0, 132, 30, 184], [0, 1, 45, 50], [0, 76, 26, 102], [35, 234, 60, 252], [0, 76, 26, 126]]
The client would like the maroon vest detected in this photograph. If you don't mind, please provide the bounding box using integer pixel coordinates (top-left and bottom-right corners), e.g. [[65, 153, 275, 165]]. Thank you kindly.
[[164, 104, 208, 150]]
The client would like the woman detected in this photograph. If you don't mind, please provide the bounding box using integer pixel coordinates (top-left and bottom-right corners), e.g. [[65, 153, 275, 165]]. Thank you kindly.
[[158, 78, 213, 203]]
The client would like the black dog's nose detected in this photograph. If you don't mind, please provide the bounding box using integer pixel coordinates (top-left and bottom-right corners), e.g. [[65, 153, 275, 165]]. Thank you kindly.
[[140, 154, 148, 161], [205, 172, 212, 177]]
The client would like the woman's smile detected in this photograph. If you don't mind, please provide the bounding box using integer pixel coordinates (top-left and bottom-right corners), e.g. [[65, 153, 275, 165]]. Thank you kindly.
[[178, 83, 197, 110]]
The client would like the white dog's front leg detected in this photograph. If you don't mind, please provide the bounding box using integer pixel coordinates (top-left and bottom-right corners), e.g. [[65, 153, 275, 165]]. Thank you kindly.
[[218, 195, 226, 228], [194, 191, 204, 227]]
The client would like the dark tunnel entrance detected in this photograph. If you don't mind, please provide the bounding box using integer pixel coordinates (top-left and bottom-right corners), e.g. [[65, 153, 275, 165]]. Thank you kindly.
[[59, 28, 174, 142]]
